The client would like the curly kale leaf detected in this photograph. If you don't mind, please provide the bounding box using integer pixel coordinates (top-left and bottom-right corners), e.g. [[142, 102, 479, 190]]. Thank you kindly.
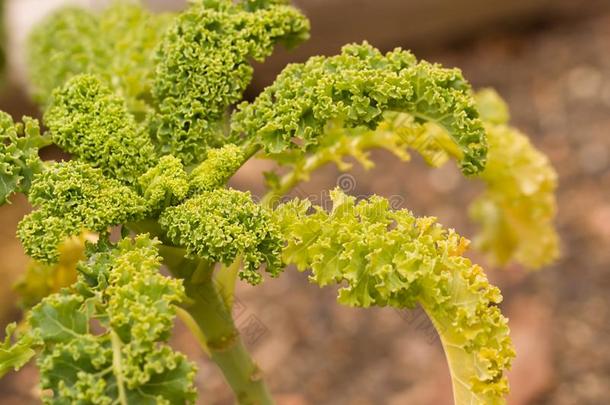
[[150, 0, 309, 164], [160, 188, 283, 285], [27, 235, 196, 404], [18, 161, 147, 263], [0, 113, 48, 204], [232, 42, 487, 175], [275, 189, 514, 404], [44, 74, 157, 184], [139, 155, 190, 214], [188, 144, 244, 194]]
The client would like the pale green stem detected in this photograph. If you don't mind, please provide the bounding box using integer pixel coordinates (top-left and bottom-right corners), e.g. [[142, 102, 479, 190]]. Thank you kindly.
[[110, 331, 128, 405], [422, 303, 504, 405], [260, 132, 375, 207], [260, 153, 322, 208]]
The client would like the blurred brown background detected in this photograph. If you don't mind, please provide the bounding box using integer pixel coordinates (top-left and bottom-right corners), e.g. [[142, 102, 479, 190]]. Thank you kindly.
[[1, 0, 610, 404]]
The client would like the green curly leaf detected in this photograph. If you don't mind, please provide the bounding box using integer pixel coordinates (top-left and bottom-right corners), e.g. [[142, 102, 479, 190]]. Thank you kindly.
[[44, 74, 157, 184], [12, 2, 561, 404], [160, 188, 283, 285], [233, 42, 487, 175], [275, 189, 514, 404], [150, 0, 309, 164], [139, 155, 190, 214], [18, 161, 147, 263], [0, 113, 48, 204], [188, 144, 245, 194]]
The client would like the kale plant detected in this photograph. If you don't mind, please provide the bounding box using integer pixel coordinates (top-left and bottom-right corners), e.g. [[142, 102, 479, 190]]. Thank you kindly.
[[0, 1, 558, 404]]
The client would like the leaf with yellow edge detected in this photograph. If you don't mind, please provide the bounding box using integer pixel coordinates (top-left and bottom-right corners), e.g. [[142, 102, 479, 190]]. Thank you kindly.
[[274, 189, 515, 404]]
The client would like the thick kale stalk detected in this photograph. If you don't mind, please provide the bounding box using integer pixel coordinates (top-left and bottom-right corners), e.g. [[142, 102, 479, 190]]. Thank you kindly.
[[0, 0, 559, 404], [168, 255, 274, 405]]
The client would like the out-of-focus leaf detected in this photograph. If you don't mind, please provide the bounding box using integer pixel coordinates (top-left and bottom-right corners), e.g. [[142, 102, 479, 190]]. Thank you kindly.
[[0, 323, 36, 378], [15, 233, 93, 308]]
